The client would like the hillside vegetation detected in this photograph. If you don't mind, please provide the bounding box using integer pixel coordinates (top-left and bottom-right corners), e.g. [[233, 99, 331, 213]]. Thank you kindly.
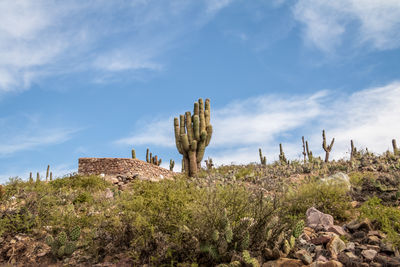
[[1, 149, 400, 266]]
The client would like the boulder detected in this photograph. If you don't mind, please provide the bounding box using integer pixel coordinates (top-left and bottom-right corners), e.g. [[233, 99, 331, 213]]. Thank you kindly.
[[306, 207, 334, 230]]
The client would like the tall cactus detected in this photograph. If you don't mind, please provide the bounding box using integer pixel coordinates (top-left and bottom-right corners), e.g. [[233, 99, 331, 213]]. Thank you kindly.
[[169, 159, 175, 171], [393, 139, 399, 156], [46, 165, 50, 182], [302, 136, 306, 163], [174, 98, 213, 176], [350, 140, 357, 161], [305, 140, 313, 162], [322, 130, 334, 162], [131, 148, 136, 159], [279, 143, 288, 165], [259, 148, 266, 166]]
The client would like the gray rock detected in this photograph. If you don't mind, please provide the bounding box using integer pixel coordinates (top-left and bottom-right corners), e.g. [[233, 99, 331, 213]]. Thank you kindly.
[[306, 207, 334, 230], [361, 249, 377, 261]]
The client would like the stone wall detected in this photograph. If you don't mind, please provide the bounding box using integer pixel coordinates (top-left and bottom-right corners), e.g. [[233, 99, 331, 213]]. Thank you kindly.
[[78, 158, 174, 179]]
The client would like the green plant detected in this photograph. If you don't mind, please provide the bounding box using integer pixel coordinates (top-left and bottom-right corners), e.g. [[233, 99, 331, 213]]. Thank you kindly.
[[46, 226, 81, 258], [131, 148, 136, 159], [174, 98, 213, 176], [359, 196, 400, 248], [146, 148, 162, 166], [322, 130, 335, 162], [259, 148, 266, 166], [242, 250, 259, 267], [279, 144, 288, 165], [170, 159, 175, 171], [284, 179, 352, 221]]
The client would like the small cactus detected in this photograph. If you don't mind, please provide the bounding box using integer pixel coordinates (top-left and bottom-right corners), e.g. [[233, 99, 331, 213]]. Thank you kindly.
[[259, 148, 266, 166], [302, 136, 307, 163], [146, 148, 162, 166], [322, 130, 335, 162], [29, 172, 33, 182], [131, 148, 136, 159], [36, 172, 40, 182], [306, 140, 313, 162], [64, 241, 76, 255], [57, 231, 67, 246], [46, 165, 50, 181], [212, 229, 219, 242], [242, 250, 259, 267], [69, 226, 81, 241], [205, 157, 214, 170], [279, 144, 288, 165], [50, 172, 53, 181], [292, 220, 304, 238], [169, 159, 175, 171], [393, 139, 399, 156]]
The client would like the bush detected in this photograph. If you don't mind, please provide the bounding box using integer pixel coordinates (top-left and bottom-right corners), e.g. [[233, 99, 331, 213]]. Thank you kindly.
[[284, 179, 352, 221], [359, 196, 400, 248]]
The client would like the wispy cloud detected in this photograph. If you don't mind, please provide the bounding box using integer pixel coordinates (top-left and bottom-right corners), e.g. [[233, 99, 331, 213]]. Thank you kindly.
[[115, 81, 400, 165], [293, 0, 400, 53], [0, 0, 234, 93], [0, 114, 80, 156]]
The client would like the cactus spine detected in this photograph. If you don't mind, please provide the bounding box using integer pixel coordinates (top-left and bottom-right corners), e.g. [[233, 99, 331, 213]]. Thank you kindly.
[[393, 139, 398, 155], [259, 148, 266, 166], [131, 148, 136, 159], [169, 159, 175, 171], [322, 130, 334, 162], [279, 143, 288, 165], [174, 98, 213, 176]]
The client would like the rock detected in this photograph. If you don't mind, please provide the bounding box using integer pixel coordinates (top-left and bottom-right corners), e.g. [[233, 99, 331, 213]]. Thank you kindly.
[[375, 254, 400, 267], [345, 219, 372, 232], [345, 242, 355, 251], [312, 260, 343, 267], [380, 242, 395, 253], [338, 251, 362, 266], [311, 234, 333, 245], [361, 249, 377, 261], [104, 188, 113, 199], [352, 231, 366, 239], [295, 249, 313, 265], [367, 235, 381, 245], [306, 207, 334, 230], [328, 225, 347, 236], [262, 258, 303, 267], [263, 247, 280, 260], [321, 172, 351, 189], [315, 255, 328, 262], [327, 236, 346, 258]]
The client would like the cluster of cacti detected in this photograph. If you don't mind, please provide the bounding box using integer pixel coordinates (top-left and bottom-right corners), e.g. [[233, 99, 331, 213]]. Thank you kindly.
[[205, 157, 214, 170], [283, 219, 304, 255], [169, 159, 175, 171], [131, 148, 136, 159], [322, 130, 335, 162], [146, 148, 162, 166], [279, 144, 288, 165], [45, 226, 80, 258], [174, 98, 213, 176], [242, 250, 259, 267], [259, 148, 266, 166], [201, 209, 253, 262]]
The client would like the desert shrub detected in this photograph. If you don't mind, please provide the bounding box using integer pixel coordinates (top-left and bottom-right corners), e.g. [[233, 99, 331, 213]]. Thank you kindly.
[[359, 196, 400, 248], [284, 179, 352, 221], [348, 171, 376, 187]]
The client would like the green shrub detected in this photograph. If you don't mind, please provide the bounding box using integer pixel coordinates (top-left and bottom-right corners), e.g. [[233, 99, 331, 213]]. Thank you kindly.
[[284, 179, 352, 221], [359, 196, 400, 248]]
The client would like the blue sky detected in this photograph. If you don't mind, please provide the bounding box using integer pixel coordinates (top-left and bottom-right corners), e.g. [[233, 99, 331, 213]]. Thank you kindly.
[[1, 0, 400, 182]]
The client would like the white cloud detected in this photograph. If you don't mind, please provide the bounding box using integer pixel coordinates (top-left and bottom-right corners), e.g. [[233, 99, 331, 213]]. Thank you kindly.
[[293, 0, 400, 52], [115, 81, 400, 165], [0, 114, 79, 156], [0, 0, 234, 93]]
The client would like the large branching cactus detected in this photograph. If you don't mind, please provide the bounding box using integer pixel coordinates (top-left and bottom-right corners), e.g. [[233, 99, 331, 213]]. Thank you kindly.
[[174, 98, 213, 176]]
